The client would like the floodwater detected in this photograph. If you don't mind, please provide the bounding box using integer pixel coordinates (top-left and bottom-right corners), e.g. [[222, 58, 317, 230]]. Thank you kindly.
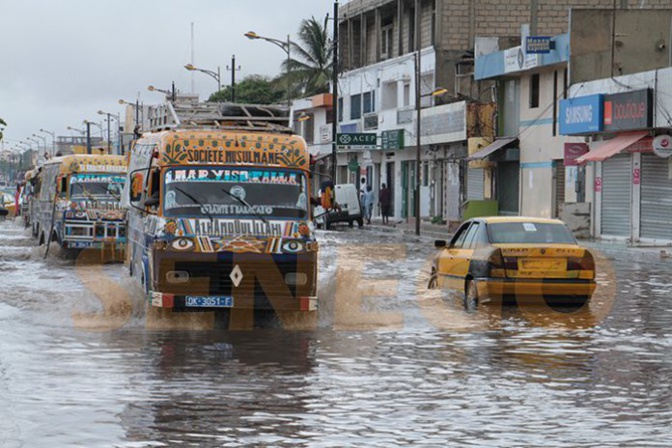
[[1, 218, 671, 447]]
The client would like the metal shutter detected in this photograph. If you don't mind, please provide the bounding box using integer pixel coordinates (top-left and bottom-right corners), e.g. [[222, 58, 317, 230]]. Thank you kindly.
[[601, 154, 631, 237], [640, 154, 672, 240], [555, 161, 565, 218], [467, 168, 484, 201]]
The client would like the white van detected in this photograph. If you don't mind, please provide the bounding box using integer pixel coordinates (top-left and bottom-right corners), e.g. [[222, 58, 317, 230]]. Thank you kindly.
[[315, 183, 364, 229]]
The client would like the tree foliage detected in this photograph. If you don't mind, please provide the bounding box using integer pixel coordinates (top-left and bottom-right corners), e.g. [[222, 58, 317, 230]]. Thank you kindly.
[[280, 16, 333, 98], [0, 118, 6, 142], [207, 75, 283, 104]]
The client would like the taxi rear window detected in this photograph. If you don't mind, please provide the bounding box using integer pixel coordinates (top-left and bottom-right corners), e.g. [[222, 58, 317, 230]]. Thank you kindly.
[[488, 222, 576, 244]]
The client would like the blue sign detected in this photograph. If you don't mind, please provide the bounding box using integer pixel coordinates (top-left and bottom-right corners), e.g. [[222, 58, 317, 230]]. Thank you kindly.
[[526, 36, 553, 54], [559, 95, 604, 135]]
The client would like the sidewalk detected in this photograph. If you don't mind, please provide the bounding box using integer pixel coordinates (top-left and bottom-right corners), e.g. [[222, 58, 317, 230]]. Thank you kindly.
[[363, 217, 453, 241]]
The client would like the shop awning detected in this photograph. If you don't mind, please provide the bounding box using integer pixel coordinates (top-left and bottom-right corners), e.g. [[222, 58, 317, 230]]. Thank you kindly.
[[576, 132, 648, 163], [466, 137, 518, 160]]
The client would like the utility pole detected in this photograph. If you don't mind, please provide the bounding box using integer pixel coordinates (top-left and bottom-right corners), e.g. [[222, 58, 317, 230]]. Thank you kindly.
[[85, 121, 92, 155], [414, 0, 421, 236], [331, 0, 339, 182], [227, 55, 242, 102], [105, 114, 111, 153]]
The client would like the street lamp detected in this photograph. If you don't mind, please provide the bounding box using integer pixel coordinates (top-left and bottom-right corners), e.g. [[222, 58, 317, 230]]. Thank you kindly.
[[245, 30, 293, 107], [147, 83, 177, 101], [32, 133, 48, 160], [98, 110, 121, 155], [184, 64, 221, 92], [119, 99, 142, 134], [39, 129, 56, 156], [67, 126, 85, 135]]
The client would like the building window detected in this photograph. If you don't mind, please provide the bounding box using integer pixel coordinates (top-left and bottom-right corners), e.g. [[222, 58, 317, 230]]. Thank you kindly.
[[363, 91, 375, 114], [403, 83, 410, 107], [381, 24, 393, 60], [351, 94, 361, 120], [303, 115, 314, 143], [530, 73, 540, 109], [338, 98, 343, 122]]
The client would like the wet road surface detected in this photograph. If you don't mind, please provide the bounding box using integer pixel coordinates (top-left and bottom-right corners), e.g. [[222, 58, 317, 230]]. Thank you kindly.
[[1, 218, 671, 447]]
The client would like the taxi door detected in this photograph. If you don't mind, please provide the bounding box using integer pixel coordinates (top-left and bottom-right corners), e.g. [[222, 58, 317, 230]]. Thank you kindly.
[[437, 221, 478, 290]]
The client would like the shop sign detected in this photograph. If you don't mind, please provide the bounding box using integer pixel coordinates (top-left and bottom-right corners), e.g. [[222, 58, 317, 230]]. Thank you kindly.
[[336, 133, 377, 150], [633, 168, 641, 185], [652, 134, 672, 158], [381, 129, 405, 150], [559, 95, 603, 135], [603, 89, 653, 132], [526, 36, 553, 54], [504, 46, 540, 73], [564, 143, 589, 166], [594, 177, 602, 192]]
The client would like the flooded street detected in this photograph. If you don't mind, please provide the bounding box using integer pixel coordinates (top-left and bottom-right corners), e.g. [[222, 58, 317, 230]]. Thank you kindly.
[[1, 218, 671, 447]]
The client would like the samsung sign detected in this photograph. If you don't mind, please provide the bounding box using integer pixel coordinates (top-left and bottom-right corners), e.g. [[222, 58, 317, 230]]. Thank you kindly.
[[559, 94, 603, 135]]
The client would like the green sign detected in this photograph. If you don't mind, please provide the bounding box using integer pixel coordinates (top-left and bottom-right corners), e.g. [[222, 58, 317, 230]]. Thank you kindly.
[[336, 133, 377, 149], [347, 159, 360, 172], [381, 129, 405, 150]]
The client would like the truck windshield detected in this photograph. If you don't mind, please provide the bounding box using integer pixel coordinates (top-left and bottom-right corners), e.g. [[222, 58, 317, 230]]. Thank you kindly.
[[163, 167, 308, 219], [70, 174, 125, 200]]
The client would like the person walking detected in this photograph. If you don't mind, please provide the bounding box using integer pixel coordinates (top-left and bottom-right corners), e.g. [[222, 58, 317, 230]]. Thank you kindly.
[[364, 185, 375, 224], [379, 183, 391, 225]]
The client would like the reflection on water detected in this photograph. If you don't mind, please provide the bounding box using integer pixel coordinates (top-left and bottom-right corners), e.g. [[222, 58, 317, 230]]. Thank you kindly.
[[1, 220, 672, 446]]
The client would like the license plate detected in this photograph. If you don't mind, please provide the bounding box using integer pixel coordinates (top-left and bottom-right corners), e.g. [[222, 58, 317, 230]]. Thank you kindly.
[[185, 296, 234, 308], [519, 258, 564, 271], [69, 241, 93, 248]]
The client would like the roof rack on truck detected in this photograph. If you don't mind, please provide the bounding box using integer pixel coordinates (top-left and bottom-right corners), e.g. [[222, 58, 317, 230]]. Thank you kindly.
[[147, 101, 291, 133]]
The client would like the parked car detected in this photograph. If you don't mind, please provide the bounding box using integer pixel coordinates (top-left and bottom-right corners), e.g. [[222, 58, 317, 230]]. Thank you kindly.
[[0, 192, 16, 217], [428, 217, 596, 310], [314, 183, 364, 229]]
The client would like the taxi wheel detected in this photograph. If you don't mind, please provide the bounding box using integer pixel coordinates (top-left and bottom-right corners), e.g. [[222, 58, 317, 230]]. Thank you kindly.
[[427, 271, 438, 289], [464, 280, 478, 311]]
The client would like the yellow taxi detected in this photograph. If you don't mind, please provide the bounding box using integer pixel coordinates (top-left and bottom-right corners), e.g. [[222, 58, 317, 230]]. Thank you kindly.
[[0, 192, 16, 217], [428, 217, 596, 310]]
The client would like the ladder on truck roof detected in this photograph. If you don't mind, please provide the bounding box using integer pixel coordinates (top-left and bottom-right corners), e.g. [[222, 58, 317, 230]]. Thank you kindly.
[[147, 101, 291, 133]]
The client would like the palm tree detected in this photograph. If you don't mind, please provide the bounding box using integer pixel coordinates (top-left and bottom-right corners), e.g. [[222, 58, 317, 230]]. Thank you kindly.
[[0, 118, 6, 142], [282, 17, 333, 98]]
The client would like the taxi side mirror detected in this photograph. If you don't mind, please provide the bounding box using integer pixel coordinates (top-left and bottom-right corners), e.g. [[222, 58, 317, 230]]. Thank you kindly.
[[434, 240, 447, 249]]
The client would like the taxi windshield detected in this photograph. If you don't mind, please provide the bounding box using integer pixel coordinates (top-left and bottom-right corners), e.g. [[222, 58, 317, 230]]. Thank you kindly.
[[70, 174, 125, 199], [163, 167, 308, 219]]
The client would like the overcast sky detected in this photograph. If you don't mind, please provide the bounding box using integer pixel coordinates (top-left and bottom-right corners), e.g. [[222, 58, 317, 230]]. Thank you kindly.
[[0, 0, 335, 150]]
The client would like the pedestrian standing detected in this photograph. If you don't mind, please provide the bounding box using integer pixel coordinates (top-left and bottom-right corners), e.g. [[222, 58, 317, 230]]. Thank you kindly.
[[379, 183, 391, 225], [364, 185, 375, 224]]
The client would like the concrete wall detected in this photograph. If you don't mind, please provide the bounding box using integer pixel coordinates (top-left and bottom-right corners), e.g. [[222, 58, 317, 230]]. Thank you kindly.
[[570, 9, 672, 84], [517, 67, 567, 218]]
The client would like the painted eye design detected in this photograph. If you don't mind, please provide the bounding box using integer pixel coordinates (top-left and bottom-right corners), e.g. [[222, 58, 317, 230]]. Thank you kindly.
[[172, 238, 194, 251], [282, 240, 304, 253]]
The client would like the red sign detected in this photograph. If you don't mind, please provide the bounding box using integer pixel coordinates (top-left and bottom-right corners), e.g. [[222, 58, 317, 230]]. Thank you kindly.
[[633, 168, 641, 185], [564, 143, 589, 166], [595, 177, 602, 192]]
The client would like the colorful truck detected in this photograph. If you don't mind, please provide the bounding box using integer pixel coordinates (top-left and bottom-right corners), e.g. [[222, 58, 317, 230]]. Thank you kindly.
[[123, 109, 318, 314], [33, 154, 127, 256]]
